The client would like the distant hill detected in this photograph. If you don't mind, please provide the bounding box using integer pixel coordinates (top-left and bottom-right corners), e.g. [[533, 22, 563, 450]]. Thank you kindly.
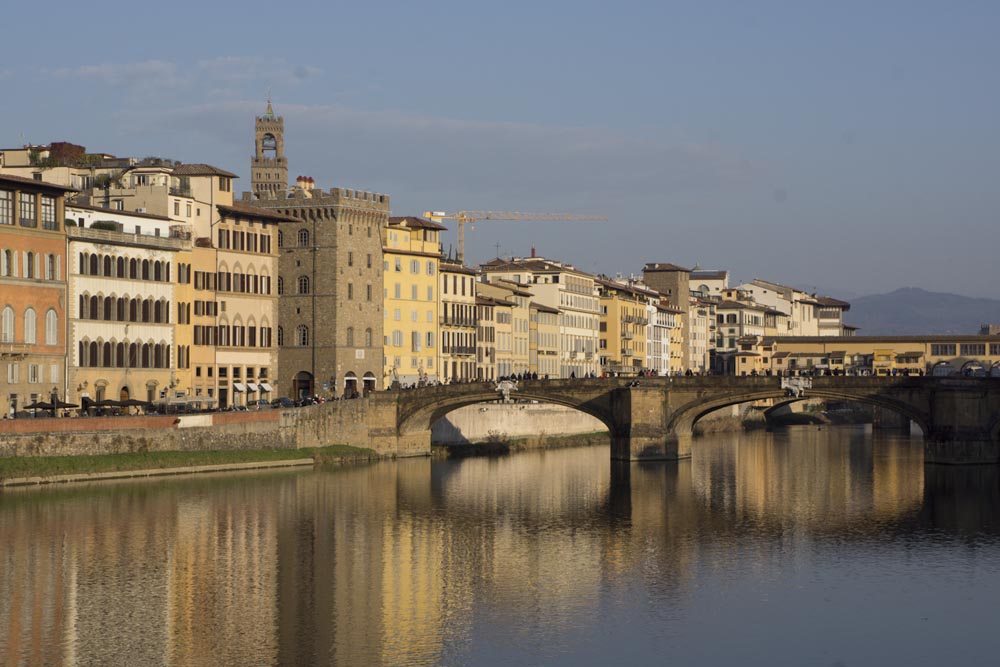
[[844, 288, 1000, 336]]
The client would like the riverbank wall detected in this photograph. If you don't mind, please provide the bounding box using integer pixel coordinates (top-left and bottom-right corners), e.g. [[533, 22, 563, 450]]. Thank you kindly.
[[0, 396, 427, 459]]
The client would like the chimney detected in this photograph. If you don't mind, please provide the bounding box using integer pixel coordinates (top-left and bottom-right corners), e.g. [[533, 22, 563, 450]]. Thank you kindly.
[[530, 245, 536, 258]]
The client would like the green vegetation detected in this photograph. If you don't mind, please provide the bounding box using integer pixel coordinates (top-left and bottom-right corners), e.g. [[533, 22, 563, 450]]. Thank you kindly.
[[0, 444, 373, 481], [88, 220, 121, 231]]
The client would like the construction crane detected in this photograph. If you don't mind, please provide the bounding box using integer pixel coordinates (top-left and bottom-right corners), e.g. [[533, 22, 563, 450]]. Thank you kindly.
[[423, 210, 607, 264]]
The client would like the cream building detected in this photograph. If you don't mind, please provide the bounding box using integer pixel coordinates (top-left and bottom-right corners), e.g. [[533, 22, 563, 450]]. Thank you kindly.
[[477, 280, 532, 377], [475, 296, 498, 381], [439, 262, 477, 383], [479, 255, 600, 378], [530, 302, 560, 378], [65, 205, 191, 406], [383, 216, 445, 386]]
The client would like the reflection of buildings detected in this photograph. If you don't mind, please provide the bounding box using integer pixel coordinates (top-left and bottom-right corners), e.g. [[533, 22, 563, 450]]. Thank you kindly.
[[0, 432, 974, 666]]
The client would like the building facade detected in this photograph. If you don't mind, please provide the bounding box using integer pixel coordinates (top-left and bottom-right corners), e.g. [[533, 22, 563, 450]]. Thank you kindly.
[[439, 262, 477, 383], [0, 176, 73, 416], [382, 216, 445, 387]]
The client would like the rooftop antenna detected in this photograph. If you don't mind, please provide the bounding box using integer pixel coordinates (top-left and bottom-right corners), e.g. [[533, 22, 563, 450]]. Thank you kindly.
[[494, 241, 501, 258]]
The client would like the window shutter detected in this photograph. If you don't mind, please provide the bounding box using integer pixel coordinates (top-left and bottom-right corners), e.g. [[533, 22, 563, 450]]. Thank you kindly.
[[56, 256, 61, 281]]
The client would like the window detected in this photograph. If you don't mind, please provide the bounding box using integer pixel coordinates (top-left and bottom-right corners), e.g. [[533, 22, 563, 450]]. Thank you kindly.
[[365, 328, 373, 347], [45, 309, 57, 345], [410, 259, 419, 274], [427, 261, 435, 276], [366, 284, 372, 301], [367, 254, 372, 268], [960, 343, 986, 356], [277, 326, 284, 346], [0, 190, 12, 225], [277, 230, 284, 247], [41, 196, 57, 230], [427, 331, 435, 348], [1, 249, 11, 276], [296, 325, 309, 346], [348, 283, 353, 300], [348, 251, 353, 267], [427, 286, 433, 301], [19, 193, 36, 227], [298, 276, 310, 294], [298, 229, 310, 247], [277, 276, 283, 295], [931, 344, 956, 356], [23, 308, 36, 344], [394, 309, 400, 321], [346, 327, 355, 346], [394, 283, 401, 299], [392, 330, 403, 347], [1, 307, 13, 343], [395, 258, 402, 272]]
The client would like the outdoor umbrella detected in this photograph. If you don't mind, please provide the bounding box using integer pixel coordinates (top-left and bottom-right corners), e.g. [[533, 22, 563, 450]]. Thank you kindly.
[[95, 399, 124, 408], [23, 401, 54, 410], [120, 398, 152, 408], [53, 399, 79, 409]]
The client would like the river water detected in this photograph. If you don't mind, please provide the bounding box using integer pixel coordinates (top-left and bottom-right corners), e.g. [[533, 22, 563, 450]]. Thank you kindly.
[[3, 425, 1000, 666]]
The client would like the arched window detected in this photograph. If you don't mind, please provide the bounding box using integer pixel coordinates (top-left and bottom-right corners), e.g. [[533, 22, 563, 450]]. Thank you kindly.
[[117, 298, 126, 321], [2, 249, 11, 277], [103, 255, 112, 276], [365, 328, 373, 347], [117, 257, 125, 278], [89, 254, 98, 276], [116, 342, 125, 367], [277, 326, 284, 346], [45, 254, 55, 280], [129, 258, 137, 279], [296, 325, 309, 346], [142, 299, 151, 322], [102, 341, 112, 367], [45, 309, 57, 345], [26, 253, 35, 279], [346, 327, 354, 347], [141, 343, 151, 368], [23, 308, 36, 344], [154, 344, 164, 368], [78, 341, 87, 367], [141, 259, 150, 280], [79, 252, 86, 275], [277, 230, 284, 247], [297, 276, 309, 294], [154, 262, 163, 282], [90, 295, 99, 320], [104, 296, 113, 321], [89, 341, 98, 367], [277, 276, 283, 295], [129, 298, 138, 322], [1, 306, 13, 343], [297, 229, 309, 247]]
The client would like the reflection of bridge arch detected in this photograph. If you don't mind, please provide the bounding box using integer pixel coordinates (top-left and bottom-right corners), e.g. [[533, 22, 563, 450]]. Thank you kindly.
[[665, 388, 932, 438]]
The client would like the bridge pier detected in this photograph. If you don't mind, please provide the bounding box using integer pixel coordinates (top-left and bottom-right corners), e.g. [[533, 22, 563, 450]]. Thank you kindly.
[[872, 406, 911, 434], [925, 435, 1000, 465], [610, 386, 691, 461]]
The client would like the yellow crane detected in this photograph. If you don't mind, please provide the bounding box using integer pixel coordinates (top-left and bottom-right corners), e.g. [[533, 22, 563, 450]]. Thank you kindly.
[[423, 210, 607, 264]]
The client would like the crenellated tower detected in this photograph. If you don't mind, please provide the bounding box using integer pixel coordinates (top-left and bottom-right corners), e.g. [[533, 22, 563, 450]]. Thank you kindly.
[[251, 98, 288, 197]]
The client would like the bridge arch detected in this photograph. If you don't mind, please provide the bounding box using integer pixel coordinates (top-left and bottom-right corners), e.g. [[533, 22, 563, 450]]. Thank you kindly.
[[666, 388, 932, 438], [396, 383, 617, 437]]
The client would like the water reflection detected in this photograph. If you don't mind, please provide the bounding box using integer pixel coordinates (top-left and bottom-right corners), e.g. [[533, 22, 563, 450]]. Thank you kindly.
[[2, 427, 1000, 666]]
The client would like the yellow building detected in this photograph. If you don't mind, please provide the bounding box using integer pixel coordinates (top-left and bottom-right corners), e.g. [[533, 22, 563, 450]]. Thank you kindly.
[[760, 335, 1000, 377], [476, 296, 498, 381], [596, 277, 654, 376], [383, 216, 445, 386]]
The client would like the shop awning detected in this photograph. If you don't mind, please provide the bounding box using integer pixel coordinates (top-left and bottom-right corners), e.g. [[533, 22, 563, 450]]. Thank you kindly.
[[233, 383, 246, 392], [259, 382, 273, 392], [246, 383, 259, 392]]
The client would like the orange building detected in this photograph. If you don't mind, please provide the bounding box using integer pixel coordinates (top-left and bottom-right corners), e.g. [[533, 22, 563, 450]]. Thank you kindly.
[[0, 175, 73, 416]]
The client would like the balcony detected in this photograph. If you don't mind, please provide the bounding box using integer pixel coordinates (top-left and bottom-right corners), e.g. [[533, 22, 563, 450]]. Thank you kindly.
[[67, 225, 191, 251]]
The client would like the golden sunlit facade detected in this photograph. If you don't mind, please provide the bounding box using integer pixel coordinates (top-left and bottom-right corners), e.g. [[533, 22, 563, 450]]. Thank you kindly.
[[383, 217, 445, 386]]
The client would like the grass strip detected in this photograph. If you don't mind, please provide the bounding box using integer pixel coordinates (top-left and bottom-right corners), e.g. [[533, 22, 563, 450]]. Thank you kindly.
[[0, 444, 373, 480]]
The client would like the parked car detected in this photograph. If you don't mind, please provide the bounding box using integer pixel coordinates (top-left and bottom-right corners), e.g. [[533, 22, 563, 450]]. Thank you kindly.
[[270, 397, 294, 409]]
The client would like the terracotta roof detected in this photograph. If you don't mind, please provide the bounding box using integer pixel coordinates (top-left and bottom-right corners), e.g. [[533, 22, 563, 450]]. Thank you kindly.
[[530, 302, 559, 314], [68, 202, 171, 222], [717, 299, 768, 311], [494, 279, 534, 296], [643, 262, 691, 273], [217, 202, 297, 223], [480, 257, 594, 278], [388, 216, 448, 231], [691, 270, 728, 280], [171, 164, 239, 178], [0, 174, 77, 192], [439, 262, 476, 275], [814, 296, 851, 310]]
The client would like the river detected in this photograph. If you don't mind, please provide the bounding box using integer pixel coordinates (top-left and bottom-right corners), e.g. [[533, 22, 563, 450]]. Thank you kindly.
[[3, 425, 1000, 666]]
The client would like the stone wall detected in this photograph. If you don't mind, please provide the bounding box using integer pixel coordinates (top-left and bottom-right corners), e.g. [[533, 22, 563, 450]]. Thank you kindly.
[[431, 403, 607, 445], [0, 394, 429, 459]]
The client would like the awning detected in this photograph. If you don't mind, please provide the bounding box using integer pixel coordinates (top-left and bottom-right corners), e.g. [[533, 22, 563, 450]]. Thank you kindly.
[[259, 382, 273, 392], [233, 383, 246, 392], [246, 382, 259, 392]]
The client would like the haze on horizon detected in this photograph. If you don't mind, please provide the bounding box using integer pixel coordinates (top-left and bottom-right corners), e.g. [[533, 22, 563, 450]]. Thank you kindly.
[[3, 1, 997, 299]]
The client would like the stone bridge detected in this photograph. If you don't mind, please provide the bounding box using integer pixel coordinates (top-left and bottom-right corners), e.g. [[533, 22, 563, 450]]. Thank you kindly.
[[383, 376, 1000, 464]]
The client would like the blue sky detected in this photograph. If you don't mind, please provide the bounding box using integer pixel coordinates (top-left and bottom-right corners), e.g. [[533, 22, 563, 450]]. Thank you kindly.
[[4, 0, 998, 297]]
